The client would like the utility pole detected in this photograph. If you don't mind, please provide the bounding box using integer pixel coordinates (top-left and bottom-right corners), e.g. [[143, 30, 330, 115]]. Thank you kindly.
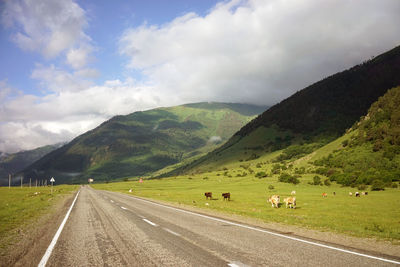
[[9, 174, 11, 188], [29, 178, 31, 188], [36, 179, 38, 187], [21, 176, 23, 188]]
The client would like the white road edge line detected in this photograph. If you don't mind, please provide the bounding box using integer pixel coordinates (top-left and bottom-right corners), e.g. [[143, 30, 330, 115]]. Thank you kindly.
[[163, 228, 181, 237], [38, 190, 81, 267], [120, 206, 128, 210], [128, 195, 400, 265], [143, 218, 157, 226], [228, 263, 240, 267]]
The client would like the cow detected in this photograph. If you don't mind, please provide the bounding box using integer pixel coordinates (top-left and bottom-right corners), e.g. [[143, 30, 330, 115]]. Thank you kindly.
[[333, 192, 336, 196], [355, 192, 360, 197], [349, 192, 353, 196], [362, 191, 368, 195], [291, 190, 296, 195], [283, 196, 296, 209], [322, 192, 327, 198], [204, 192, 212, 200], [268, 195, 280, 208], [222, 192, 230, 201]]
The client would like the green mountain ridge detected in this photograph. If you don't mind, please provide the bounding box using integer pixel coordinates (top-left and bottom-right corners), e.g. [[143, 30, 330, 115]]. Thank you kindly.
[[165, 45, 400, 176], [0, 144, 62, 185], [20, 102, 266, 184]]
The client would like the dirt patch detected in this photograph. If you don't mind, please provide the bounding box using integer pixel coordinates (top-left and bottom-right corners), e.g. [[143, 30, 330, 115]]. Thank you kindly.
[[0, 191, 77, 267]]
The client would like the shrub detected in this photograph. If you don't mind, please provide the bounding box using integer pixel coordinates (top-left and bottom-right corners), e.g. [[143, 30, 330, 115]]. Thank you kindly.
[[342, 140, 349, 147], [371, 180, 385, 191], [255, 171, 268, 178], [312, 175, 322, 185], [279, 173, 300, 184], [392, 183, 398, 188], [358, 184, 367, 190], [324, 179, 331, 186], [268, 185, 275, 190]]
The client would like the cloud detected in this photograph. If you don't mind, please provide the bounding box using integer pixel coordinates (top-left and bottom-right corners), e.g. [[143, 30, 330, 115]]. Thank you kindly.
[[66, 46, 93, 69], [31, 64, 94, 93], [2, 0, 89, 59], [119, 0, 400, 106], [0, 79, 165, 153]]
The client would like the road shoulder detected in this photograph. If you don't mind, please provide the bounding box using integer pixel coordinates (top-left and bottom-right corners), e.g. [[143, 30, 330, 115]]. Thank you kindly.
[[0, 191, 78, 267]]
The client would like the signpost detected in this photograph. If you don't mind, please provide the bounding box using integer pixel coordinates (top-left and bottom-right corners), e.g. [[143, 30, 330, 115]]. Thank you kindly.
[[50, 177, 55, 194], [88, 178, 94, 184]]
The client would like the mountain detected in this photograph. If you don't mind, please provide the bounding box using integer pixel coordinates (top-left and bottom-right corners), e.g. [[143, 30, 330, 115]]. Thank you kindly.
[[20, 103, 265, 184], [0, 144, 62, 185], [166, 45, 400, 175]]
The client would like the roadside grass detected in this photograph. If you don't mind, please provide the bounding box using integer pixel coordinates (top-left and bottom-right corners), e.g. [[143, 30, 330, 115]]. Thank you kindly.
[[93, 174, 400, 243], [0, 185, 78, 253]]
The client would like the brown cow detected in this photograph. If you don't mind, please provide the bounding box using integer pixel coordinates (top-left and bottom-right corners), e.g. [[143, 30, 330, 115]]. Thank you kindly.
[[322, 192, 327, 198], [222, 192, 230, 201], [204, 192, 212, 200]]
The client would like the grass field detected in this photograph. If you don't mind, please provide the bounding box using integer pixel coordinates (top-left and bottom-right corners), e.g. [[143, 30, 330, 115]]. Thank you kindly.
[[0, 185, 78, 253], [93, 173, 400, 243]]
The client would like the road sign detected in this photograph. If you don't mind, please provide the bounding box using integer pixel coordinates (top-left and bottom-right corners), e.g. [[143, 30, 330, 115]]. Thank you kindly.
[[88, 178, 94, 183], [50, 177, 55, 194]]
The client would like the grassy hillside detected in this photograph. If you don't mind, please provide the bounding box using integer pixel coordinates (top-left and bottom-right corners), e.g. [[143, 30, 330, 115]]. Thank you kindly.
[[311, 86, 400, 189], [167, 45, 400, 175], [0, 144, 62, 186], [21, 103, 265, 184]]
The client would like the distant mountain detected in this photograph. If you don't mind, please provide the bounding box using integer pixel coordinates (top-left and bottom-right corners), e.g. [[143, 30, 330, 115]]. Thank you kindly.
[[0, 144, 62, 185], [167, 45, 400, 175], [21, 103, 265, 183]]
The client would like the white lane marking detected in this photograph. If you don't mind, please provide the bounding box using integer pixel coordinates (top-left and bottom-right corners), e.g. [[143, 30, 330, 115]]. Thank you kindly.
[[138, 214, 145, 219], [127, 196, 400, 265], [38, 190, 80, 267], [110, 200, 114, 203], [143, 218, 157, 226], [120, 206, 128, 210], [163, 228, 181, 237], [228, 263, 240, 267]]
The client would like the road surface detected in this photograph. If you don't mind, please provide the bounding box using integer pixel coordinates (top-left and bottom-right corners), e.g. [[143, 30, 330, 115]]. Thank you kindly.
[[43, 186, 399, 266]]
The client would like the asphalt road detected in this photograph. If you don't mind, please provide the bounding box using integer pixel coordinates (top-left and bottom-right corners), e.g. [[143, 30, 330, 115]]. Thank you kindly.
[[44, 186, 399, 266]]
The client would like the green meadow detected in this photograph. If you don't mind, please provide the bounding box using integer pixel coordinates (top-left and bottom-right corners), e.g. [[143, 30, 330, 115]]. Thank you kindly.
[[0, 185, 78, 253], [93, 172, 400, 243]]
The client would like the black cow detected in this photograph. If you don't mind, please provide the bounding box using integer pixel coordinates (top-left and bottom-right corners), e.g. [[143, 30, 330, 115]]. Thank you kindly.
[[204, 192, 212, 200]]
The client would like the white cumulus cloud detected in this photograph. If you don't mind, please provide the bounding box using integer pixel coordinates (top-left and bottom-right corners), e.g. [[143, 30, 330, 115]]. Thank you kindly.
[[2, 0, 90, 59], [119, 0, 400, 106]]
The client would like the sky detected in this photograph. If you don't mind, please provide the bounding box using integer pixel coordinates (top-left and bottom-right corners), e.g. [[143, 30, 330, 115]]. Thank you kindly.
[[1, 0, 400, 153]]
